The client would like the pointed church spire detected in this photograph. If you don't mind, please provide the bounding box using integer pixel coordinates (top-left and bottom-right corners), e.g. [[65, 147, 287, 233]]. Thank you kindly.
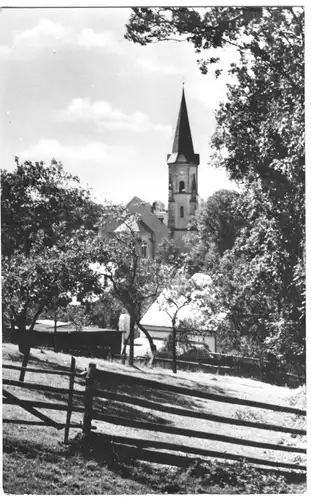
[[171, 88, 195, 162]]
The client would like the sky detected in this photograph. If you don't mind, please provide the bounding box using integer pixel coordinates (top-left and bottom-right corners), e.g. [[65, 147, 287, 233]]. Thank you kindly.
[[0, 4, 241, 206]]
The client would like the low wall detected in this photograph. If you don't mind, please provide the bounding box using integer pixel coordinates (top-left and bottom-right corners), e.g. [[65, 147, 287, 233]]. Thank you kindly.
[[10, 329, 122, 357]]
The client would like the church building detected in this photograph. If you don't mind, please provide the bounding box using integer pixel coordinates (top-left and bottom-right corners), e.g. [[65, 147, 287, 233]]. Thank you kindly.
[[100, 88, 199, 254], [167, 88, 200, 249]]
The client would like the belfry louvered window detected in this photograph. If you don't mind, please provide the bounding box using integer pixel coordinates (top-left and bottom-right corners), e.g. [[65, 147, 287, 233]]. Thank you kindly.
[[179, 181, 185, 193]]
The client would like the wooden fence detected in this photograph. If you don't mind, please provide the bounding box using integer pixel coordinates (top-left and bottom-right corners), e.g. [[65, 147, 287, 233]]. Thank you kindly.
[[2, 357, 87, 444], [111, 352, 305, 387], [149, 355, 305, 388], [83, 364, 306, 473], [3, 360, 306, 474]]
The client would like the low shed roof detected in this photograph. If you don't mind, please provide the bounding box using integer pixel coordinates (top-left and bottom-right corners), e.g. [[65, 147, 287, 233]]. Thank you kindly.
[[26, 320, 120, 336]]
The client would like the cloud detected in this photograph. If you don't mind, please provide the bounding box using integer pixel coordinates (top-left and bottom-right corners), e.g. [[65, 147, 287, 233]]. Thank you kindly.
[[18, 138, 131, 163], [58, 97, 171, 134], [77, 28, 122, 53], [16, 138, 145, 204], [135, 57, 181, 75], [14, 19, 72, 47], [0, 44, 12, 57], [0, 19, 122, 59]]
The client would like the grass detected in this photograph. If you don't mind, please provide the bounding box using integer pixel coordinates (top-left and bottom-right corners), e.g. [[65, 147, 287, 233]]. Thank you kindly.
[[2, 342, 307, 494], [3, 436, 152, 495], [3, 433, 306, 495]]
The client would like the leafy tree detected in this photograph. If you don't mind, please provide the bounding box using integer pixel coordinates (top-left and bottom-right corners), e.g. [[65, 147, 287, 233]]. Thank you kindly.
[[155, 237, 184, 268], [158, 273, 219, 372], [185, 189, 243, 273], [158, 275, 193, 373], [126, 7, 305, 370], [126, 7, 303, 86], [202, 184, 305, 366], [197, 190, 241, 254], [1, 158, 103, 257], [208, 9, 305, 368], [1, 159, 106, 361], [224, 185, 305, 366], [87, 292, 123, 330], [92, 205, 174, 365], [2, 231, 101, 355], [56, 304, 93, 331]]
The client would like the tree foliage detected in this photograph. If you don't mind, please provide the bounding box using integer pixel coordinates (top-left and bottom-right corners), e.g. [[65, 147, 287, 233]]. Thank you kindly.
[[185, 189, 243, 273], [158, 274, 193, 373], [126, 7, 305, 370], [1, 160, 104, 353], [2, 231, 101, 352], [92, 205, 175, 364], [158, 273, 221, 372], [87, 292, 123, 330], [210, 9, 305, 367], [155, 237, 184, 268], [1, 158, 103, 257]]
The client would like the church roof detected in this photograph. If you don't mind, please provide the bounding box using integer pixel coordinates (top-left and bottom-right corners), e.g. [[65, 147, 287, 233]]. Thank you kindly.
[[167, 88, 199, 165], [99, 197, 169, 242], [126, 197, 169, 236], [172, 89, 194, 157], [114, 214, 147, 234]]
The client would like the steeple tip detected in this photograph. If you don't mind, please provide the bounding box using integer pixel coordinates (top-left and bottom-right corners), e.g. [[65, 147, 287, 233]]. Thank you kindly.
[[171, 88, 195, 162]]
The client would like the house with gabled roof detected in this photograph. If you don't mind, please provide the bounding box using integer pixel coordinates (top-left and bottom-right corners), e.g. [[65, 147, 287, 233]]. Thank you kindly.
[[99, 195, 170, 258]]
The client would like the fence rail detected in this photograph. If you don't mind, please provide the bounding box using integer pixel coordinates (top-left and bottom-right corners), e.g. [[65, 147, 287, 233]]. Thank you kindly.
[[92, 412, 305, 454], [2, 362, 84, 378], [2, 358, 306, 473], [2, 378, 85, 397], [94, 369, 306, 415], [88, 365, 306, 473], [3, 399, 85, 413], [95, 388, 306, 435], [2, 358, 84, 443], [151, 355, 305, 387], [96, 432, 306, 472]]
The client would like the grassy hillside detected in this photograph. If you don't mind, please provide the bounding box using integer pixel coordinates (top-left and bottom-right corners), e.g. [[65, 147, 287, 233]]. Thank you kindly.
[[2, 343, 306, 494]]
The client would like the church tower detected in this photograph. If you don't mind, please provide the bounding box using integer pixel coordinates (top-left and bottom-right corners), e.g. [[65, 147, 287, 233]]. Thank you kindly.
[[167, 88, 200, 249]]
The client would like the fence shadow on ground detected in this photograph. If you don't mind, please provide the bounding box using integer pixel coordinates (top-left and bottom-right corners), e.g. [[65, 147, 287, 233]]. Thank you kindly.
[[92, 398, 170, 425], [3, 359, 201, 427], [98, 381, 206, 410], [25, 381, 202, 427], [3, 432, 306, 495], [67, 432, 307, 490]]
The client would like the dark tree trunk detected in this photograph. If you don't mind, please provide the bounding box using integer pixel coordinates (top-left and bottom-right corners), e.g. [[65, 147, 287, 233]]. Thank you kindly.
[[121, 335, 129, 365], [23, 229, 31, 256], [172, 320, 177, 374], [18, 330, 30, 357], [128, 315, 135, 366], [137, 321, 157, 366], [17, 327, 30, 382]]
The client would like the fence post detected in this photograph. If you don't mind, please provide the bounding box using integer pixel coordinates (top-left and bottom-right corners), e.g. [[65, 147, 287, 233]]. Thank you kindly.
[[83, 363, 96, 437], [64, 356, 76, 444], [19, 351, 30, 382]]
